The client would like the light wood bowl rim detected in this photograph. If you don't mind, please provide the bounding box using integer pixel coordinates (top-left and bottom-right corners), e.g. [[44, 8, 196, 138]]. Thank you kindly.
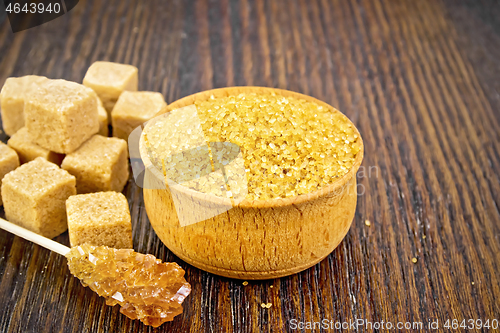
[[139, 86, 364, 209]]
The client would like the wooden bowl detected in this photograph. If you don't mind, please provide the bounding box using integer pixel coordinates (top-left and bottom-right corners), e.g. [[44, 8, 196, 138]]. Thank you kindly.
[[139, 87, 364, 279]]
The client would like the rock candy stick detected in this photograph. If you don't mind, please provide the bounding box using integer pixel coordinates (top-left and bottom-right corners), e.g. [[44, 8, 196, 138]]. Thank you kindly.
[[0, 217, 190, 327]]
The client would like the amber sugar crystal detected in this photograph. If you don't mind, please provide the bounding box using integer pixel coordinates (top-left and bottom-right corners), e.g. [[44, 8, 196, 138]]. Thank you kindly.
[[147, 92, 361, 200], [66, 244, 191, 327]]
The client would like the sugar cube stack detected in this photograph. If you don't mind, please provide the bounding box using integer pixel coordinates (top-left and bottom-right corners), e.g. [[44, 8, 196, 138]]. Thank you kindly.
[[0, 61, 143, 241], [1, 157, 76, 238], [83, 61, 138, 119], [25, 79, 99, 154], [0, 142, 20, 206], [0, 75, 48, 136], [112, 91, 167, 141], [7, 127, 64, 165], [61, 135, 129, 193], [66, 192, 133, 248]]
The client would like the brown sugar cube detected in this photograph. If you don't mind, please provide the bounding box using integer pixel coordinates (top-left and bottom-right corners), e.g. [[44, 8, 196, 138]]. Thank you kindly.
[[0, 75, 48, 136], [111, 91, 167, 141], [83, 61, 138, 119], [97, 97, 109, 136], [7, 127, 64, 165], [61, 135, 129, 193], [1, 157, 76, 238], [25, 79, 99, 154], [0, 142, 20, 206], [66, 192, 133, 248]]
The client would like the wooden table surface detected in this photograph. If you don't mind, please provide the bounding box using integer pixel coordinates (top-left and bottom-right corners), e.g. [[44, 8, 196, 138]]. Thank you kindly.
[[0, 0, 499, 332]]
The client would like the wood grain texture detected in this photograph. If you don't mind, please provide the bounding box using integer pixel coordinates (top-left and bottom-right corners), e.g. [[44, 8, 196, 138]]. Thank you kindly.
[[0, 0, 499, 332]]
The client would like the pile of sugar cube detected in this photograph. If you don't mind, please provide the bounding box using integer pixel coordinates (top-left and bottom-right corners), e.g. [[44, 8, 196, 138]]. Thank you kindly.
[[0, 61, 167, 249]]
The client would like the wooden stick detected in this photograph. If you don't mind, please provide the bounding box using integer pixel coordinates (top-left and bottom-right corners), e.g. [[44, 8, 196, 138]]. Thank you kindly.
[[0, 217, 70, 256]]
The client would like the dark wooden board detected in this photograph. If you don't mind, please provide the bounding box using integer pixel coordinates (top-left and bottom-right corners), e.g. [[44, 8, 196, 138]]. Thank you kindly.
[[0, 0, 499, 332]]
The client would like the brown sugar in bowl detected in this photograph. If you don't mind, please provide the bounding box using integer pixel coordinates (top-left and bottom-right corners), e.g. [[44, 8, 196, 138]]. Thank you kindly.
[[139, 87, 364, 280]]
